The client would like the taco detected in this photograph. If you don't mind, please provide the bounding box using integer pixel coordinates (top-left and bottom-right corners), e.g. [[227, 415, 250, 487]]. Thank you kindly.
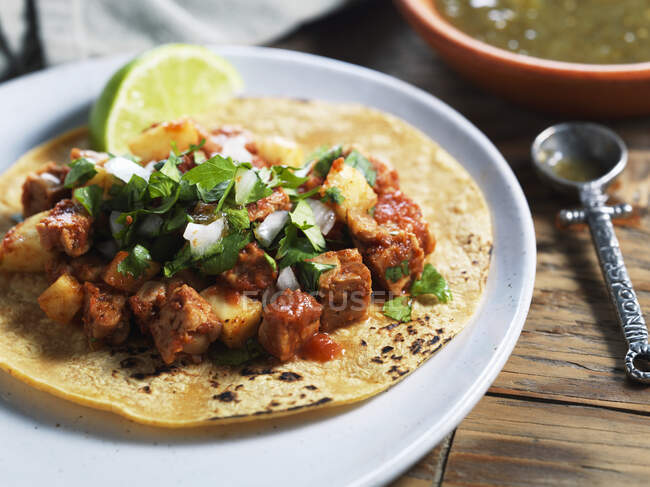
[[0, 98, 491, 427]]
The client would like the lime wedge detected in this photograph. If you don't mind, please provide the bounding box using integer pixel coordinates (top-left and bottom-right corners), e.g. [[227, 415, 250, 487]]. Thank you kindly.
[[89, 44, 243, 155]]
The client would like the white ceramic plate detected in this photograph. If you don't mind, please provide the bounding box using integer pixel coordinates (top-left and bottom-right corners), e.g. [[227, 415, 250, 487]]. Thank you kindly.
[[0, 46, 535, 486]]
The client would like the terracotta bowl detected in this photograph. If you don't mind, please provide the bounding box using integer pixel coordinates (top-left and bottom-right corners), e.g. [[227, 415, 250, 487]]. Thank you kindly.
[[396, 0, 650, 117]]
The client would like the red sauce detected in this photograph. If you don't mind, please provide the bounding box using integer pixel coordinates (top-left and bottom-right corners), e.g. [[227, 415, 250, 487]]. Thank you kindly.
[[300, 333, 344, 362]]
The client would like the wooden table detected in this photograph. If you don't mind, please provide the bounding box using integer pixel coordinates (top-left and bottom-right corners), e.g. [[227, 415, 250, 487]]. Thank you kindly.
[[272, 1, 650, 485]]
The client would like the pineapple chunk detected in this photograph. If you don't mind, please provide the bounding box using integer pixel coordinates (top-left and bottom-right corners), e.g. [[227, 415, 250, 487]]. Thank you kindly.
[[102, 251, 161, 292], [0, 211, 55, 272], [322, 157, 377, 222], [200, 285, 263, 349], [257, 136, 304, 167], [129, 119, 200, 162], [38, 273, 83, 324]]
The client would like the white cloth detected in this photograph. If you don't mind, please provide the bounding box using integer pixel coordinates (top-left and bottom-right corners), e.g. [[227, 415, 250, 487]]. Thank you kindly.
[[1, 0, 346, 68]]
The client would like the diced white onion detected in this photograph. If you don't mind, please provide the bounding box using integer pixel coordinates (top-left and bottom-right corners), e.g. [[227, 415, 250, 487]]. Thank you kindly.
[[40, 172, 61, 184], [307, 198, 336, 236], [182, 217, 227, 256], [139, 214, 163, 237], [235, 168, 259, 205], [105, 156, 152, 183], [254, 210, 289, 247], [96, 240, 119, 259], [277, 267, 300, 291], [110, 211, 125, 236], [210, 133, 253, 162], [144, 160, 159, 173]]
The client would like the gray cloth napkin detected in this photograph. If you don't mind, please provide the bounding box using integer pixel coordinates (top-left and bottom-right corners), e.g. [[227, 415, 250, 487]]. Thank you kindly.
[[0, 0, 346, 79]]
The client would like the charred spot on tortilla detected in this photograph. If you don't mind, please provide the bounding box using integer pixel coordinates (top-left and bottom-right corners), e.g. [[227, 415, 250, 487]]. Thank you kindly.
[[0, 98, 491, 426], [213, 391, 237, 403], [278, 372, 302, 382]]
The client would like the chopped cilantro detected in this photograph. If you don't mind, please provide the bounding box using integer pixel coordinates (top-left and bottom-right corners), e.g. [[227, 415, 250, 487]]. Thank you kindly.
[[73, 185, 103, 217], [108, 174, 148, 211], [64, 158, 97, 189], [196, 179, 230, 204], [163, 244, 193, 277], [200, 231, 251, 275], [295, 261, 336, 292], [117, 244, 152, 278], [147, 170, 177, 200], [344, 150, 376, 187], [288, 186, 321, 201], [321, 187, 345, 204], [382, 296, 412, 323], [269, 166, 309, 189], [158, 156, 182, 182], [289, 200, 326, 251], [162, 205, 190, 233], [224, 207, 250, 231], [410, 264, 452, 303], [182, 154, 237, 192], [312, 145, 343, 178], [385, 260, 409, 283], [276, 225, 318, 268]]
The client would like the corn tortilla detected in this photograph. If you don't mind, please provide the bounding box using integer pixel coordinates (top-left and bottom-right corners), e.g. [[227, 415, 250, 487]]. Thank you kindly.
[[0, 99, 492, 427]]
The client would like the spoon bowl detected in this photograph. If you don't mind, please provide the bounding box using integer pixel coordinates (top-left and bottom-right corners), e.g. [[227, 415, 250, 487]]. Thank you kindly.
[[531, 122, 627, 194]]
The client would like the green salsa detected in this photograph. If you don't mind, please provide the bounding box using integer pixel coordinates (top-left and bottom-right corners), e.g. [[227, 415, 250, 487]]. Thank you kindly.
[[435, 0, 650, 64], [549, 157, 603, 182]]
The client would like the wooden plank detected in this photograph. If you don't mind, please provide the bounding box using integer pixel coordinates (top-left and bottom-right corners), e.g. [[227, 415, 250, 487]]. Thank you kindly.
[[443, 395, 650, 486], [391, 434, 453, 487]]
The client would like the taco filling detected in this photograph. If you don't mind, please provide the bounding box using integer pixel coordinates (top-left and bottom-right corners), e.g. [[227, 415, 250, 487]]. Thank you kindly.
[[3, 118, 448, 366], [0, 99, 491, 426]]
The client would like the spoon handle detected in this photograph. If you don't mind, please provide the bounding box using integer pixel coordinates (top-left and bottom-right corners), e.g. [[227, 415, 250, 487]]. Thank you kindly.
[[580, 187, 650, 382]]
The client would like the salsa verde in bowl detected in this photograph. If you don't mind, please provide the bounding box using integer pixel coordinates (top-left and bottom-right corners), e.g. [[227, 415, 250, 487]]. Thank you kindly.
[[397, 0, 650, 117]]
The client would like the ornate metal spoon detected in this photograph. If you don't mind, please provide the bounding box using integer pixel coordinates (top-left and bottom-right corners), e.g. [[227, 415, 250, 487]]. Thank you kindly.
[[531, 122, 650, 382]]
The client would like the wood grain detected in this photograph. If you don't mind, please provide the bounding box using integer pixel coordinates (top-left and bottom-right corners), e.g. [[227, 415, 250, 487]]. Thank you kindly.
[[443, 395, 650, 487], [272, 0, 650, 485]]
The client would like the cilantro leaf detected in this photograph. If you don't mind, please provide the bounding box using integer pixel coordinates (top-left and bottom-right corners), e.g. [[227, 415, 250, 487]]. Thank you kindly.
[[288, 186, 321, 201], [410, 264, 452, 303], [200, 231, 251, 275], [163, 244, 193, 277], [195, 179, 230, 204], [289, 200, 326, 251], [148, 170, 177, 200], [344, 150, 376, 187], [73, 185, 103, 217], [269, 166, 309, 189], [277, 225, 318, 268], [182, 154, 237, 191], [224, 207, 250, 231], [386, 260, 409, 283], [311, 145, 342, 178], [295, 261, 336, 292], [162, 205, 190, 233], [321, 187, 345, 204], [64, 158, 97, 188], [159, 154, 183, 182], [117, 244, 153, 278], [382, 296, 412, 323], [108, 174, 148, 211]]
